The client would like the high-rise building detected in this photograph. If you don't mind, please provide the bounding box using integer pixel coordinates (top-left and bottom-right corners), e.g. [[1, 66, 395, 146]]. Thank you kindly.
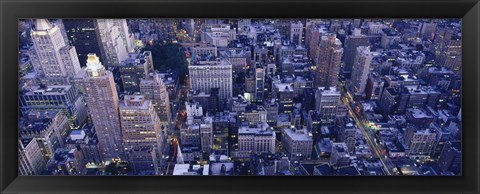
[[236, 122, 276, 158], [255, 67, 265, 103], [350, 46, 373, 94], [19, 110, 69, 161], [315, 87, 341, 126], [81, 53, 124, 161], [314, 34, 343, 88], [339, 123, 356, 154], [119, 95, 164, 175], [290, 21, 303, 45], [62, 19, 102, 66], [281, 127, 313, 160], [404, 127, 437, 159], [29, 19, 82, 84], [200, 117, 213, 154], [140, 71, 172, 125], [95, 19, 129, 66], [437, 35, 462, 73], [343, 28, 369, 73], [273, 83, 294, 114], [18, 138, 46, 175], [438, 141, 461, 174], [365, 72, 385, 100], [20, 84, 88, 129], [119, 51, 152, 93], [189, 59, 233, 101]]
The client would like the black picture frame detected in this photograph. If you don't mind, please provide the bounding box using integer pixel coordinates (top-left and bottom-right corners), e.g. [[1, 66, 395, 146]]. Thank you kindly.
[[1, 0, 479, 193]]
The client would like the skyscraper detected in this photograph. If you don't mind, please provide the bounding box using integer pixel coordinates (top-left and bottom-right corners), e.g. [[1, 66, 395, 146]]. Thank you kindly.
[[404, 127, 437, 159], [95, 19, 130, 66], [189, 59, 233, 101], [20, 84, 88, 129], [19, 110, 69, 161], [18, 138, 46, 175], [140, 71, 172, 125], [62, 19, 102, 66], [344, 28, 370, 73], [119, 95, 164, 175], [350, 46, 373, 94], [119, 51, 153, 93], [200, 117, 213, 154], [82, 53, 124, 161], [290, 21, 303, 45], [255, 67, 265, 103], [314, 34, 343, 88], [29, 19, 82, 84]]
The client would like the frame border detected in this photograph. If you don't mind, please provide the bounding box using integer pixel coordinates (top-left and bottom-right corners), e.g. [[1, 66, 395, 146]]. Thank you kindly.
[[1, 0, 479, 193]]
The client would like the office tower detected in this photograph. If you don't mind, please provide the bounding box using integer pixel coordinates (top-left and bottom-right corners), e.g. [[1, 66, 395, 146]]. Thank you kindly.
[[81, 54, 124, 161], [306, 25, 327, 62], [189, 59, 233, 101], [379, 87, 403, 114], [119, 95, 164, 175], [20, 84, 88, 129], [211, 112, 235, 154], [140, 71, 172, 125], [119, 51, 153, 93], [255, 67, 265, 103], [350, 46, 373, 94], [236, 122, 276, 158], [18, 138, 46, 175], [206, 88, 220, 113], [339, 123, 356, 154], [420, 22, 436, 38], [437, 35, 462, 73], [186, 101, 204, 118], [314, 34, 343, 88], [65, 126, 103, 165], [330, 143, 351, 168], [200, 117, 213, 154], [264, 99, 279, 126], [95, 19, 129, 66], [344, 28, 369, 73], [438, 141, 461, 174], [185, 19, 195, 37], [315, 87, 341, 126], [273, 83, 294, 114], [62, 19, 102, 65], [380, 29, 401, 49], [29, 19, 82, 84], [290, 21, 303, 45], [404, 127, 437, 159], [281, 127, 313, 160], [46, 148, 85, 175], [19, 110, 69, 161]]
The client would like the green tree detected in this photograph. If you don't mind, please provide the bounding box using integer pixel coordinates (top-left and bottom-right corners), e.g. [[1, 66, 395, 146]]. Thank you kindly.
[[143, 42, 188, 84]]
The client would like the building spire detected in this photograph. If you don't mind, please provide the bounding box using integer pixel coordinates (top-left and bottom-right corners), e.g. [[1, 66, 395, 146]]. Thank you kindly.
[[35, 19, 53, 31]]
